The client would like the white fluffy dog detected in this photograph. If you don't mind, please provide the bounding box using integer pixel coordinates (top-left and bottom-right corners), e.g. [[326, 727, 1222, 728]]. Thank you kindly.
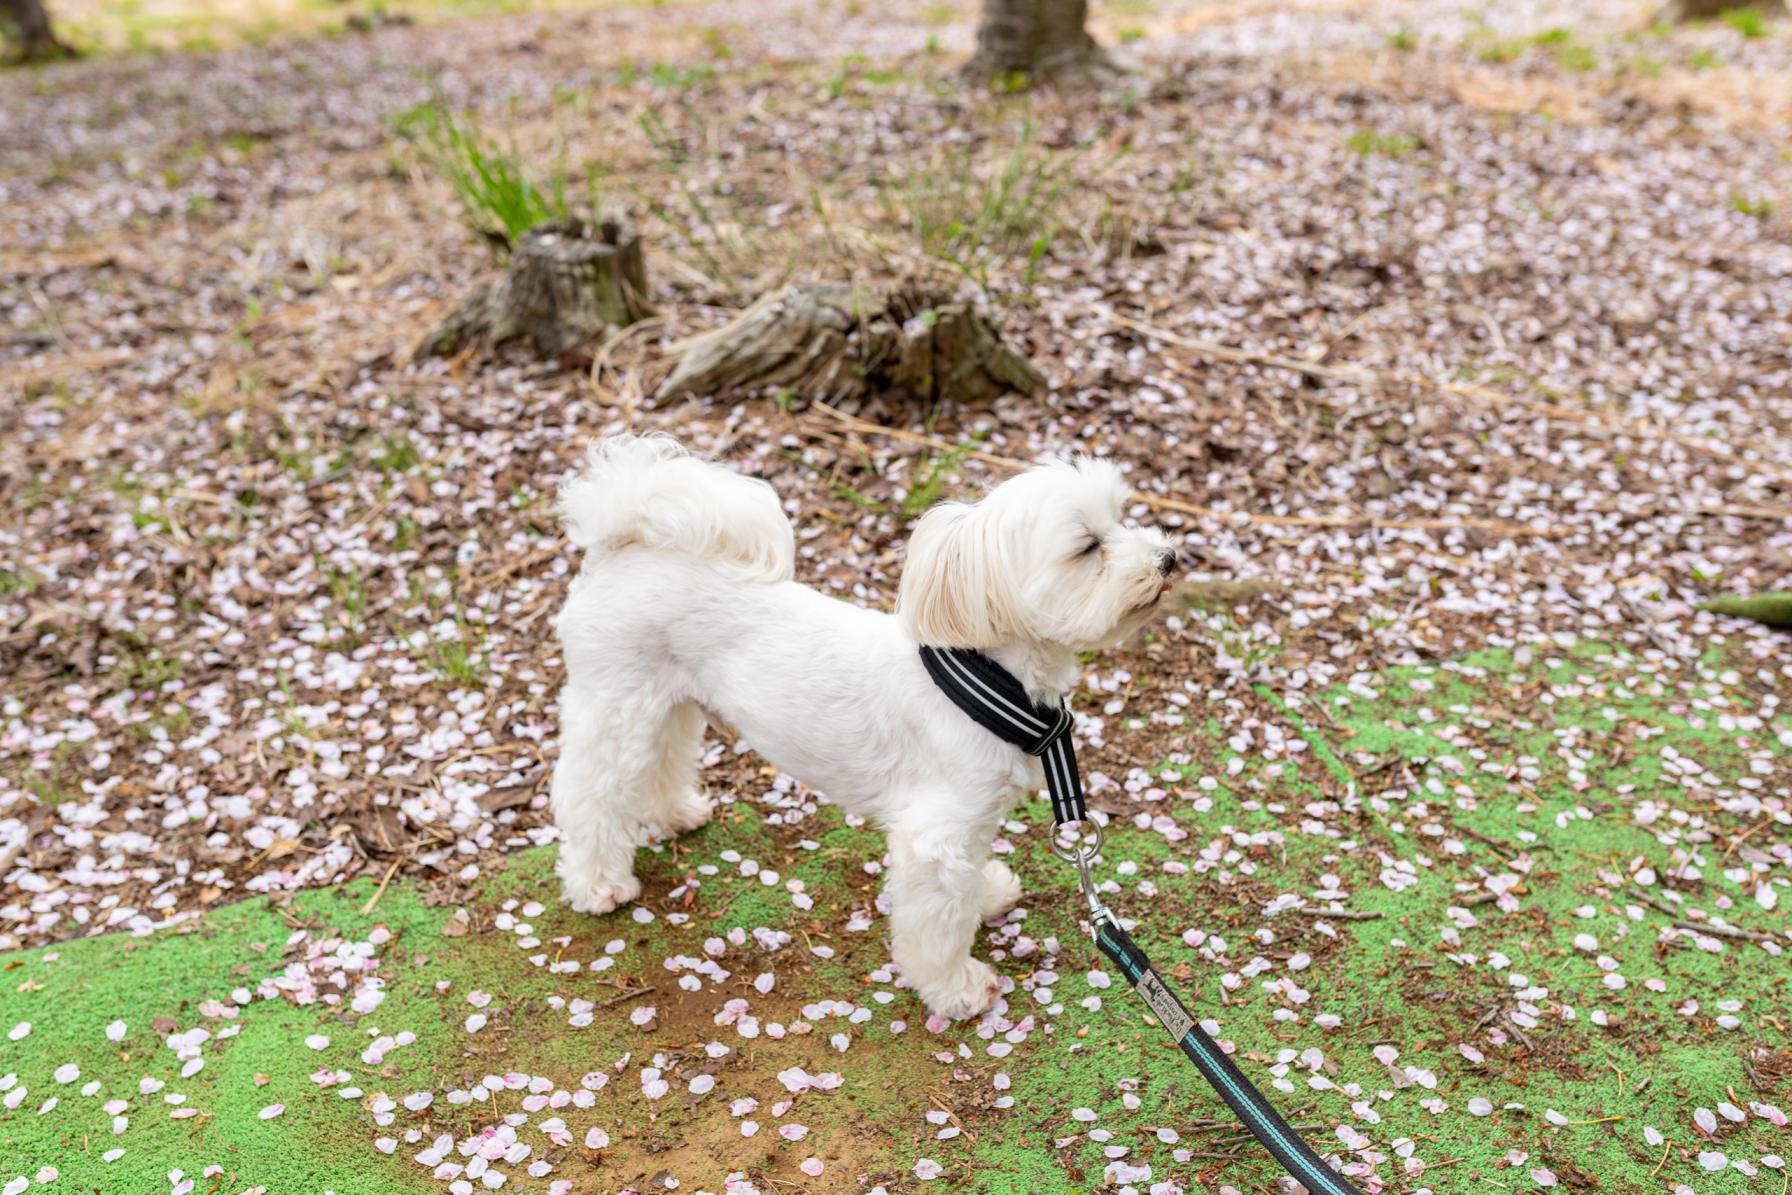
[[549, 434, 1175, 1019]]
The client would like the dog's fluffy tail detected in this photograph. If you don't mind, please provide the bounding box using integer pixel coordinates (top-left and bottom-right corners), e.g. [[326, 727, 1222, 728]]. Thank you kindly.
[[560, 434, 795, 583]]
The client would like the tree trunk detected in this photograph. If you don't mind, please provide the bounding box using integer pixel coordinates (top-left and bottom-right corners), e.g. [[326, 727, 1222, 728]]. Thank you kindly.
[[966, 0, 1107, 79], [416, 218, 655, 360], [1656, 0, 1784, 18], [1, 0, 76, 61]]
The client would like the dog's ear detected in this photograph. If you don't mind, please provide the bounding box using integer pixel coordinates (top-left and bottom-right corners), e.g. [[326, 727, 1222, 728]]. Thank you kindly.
[[898, 502, 1015, 648]]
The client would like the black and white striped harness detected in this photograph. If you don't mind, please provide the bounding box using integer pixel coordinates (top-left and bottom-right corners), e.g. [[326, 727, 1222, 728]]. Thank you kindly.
[[918, 645, 1084, 824]]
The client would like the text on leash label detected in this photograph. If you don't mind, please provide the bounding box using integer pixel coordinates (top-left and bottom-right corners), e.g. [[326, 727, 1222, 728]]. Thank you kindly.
[[1138, 970, 1193, 1043]]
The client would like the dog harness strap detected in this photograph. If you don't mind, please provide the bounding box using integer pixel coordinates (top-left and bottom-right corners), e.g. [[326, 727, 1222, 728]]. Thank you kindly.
[[918, 646, 1083, 823], [1093, 917, 1367, 1195], [919, 644, 1366, 1195]]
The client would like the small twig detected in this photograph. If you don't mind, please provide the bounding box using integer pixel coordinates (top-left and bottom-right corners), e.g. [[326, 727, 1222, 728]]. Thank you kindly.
[[470, 543, 563, 593], [1289, 906, 1385, 922], [597, 984, 657, 1010], [1671, 918, 1781, 945], [1357, 754, 1405, 781], [1724, 818, 1775, 859], [345, 489, 402, 534], [1621, 594, 1679, 656], [590, 313, 667, 403], [928, 1093, 977, 1146], [359, 857, 402, 916], [1455, 824, 1531, 862], [1628, 886, 1785, 944]]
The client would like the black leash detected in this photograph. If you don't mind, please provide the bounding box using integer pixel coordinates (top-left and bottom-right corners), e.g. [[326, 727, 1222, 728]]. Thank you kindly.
[[921, 646, 1368, 1195]]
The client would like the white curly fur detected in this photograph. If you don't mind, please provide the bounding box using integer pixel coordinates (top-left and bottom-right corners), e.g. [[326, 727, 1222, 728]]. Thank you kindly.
[[550, 434, 1174, 1020]]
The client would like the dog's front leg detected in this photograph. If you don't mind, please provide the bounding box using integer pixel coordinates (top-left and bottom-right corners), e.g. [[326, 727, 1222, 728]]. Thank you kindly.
[[887, 819, 1003, 1020]]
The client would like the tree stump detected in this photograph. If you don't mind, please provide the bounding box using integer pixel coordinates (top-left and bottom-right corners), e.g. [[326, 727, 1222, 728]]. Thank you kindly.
[[655, 282, 1045, 407], [415, 219, 655, 360]]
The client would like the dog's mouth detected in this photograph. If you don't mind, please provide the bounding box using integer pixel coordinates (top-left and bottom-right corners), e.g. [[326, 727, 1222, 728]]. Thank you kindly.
[[1130, 578, 1175, 613]]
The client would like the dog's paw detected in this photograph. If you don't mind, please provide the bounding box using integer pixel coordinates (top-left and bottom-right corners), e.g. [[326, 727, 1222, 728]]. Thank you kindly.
[[918, 957, 1002, 1021], [979, 860, 1022, 920], [562, 872, 641, 915], [647, 790, 713, 839]]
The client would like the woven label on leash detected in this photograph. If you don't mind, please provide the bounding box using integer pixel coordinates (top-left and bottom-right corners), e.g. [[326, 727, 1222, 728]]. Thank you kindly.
[[1137, 970, 1194, 1043]]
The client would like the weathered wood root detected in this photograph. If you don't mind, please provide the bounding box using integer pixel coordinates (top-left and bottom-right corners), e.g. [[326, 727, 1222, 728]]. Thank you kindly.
[[415, 218, 655, 360], [655, 282, 1044, 407], [1703, 592, 1792, 628], [1654, 0, 1784, 19]]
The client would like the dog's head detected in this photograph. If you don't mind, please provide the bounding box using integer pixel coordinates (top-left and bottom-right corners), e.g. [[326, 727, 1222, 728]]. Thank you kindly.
[[897, 459, 1176, 652]]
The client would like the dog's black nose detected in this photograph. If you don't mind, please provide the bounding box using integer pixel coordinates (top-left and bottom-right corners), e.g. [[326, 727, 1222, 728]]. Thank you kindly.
[[1155, 548, 1177, 577]]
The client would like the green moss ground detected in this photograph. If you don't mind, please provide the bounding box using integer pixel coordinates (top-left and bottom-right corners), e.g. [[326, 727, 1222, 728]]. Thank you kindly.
[[3, 640, 1787, 1193]]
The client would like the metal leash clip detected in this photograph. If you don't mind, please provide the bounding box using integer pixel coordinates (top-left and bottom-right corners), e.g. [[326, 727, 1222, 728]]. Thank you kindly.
[[1050, 817, 1109, 929]]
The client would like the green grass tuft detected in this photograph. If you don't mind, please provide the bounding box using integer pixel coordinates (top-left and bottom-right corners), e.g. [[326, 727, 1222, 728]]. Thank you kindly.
[[0, 567, 40, 596], [1552, 40, 1599, 70], [1346, 129, 1422, 157], [875, 121, 1075, 290], [645, 60, 715, 89], [406, 613, 490, 687], [1476, 36, 1527, 62], [392, 96, 577, 256], [1721, 6, 1770, 37], [370, 434, 422, 473], [900, 432, 987, 520], [1473, 25, 1601, 71]]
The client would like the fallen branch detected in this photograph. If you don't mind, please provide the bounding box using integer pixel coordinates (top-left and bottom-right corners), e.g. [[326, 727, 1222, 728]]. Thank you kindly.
[[1627, 886, 1785, 945]]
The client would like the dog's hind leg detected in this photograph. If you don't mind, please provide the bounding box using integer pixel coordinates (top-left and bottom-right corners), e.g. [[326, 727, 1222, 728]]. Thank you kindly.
[[640, 700, 713, 840], [551, 682, 677, 915]]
